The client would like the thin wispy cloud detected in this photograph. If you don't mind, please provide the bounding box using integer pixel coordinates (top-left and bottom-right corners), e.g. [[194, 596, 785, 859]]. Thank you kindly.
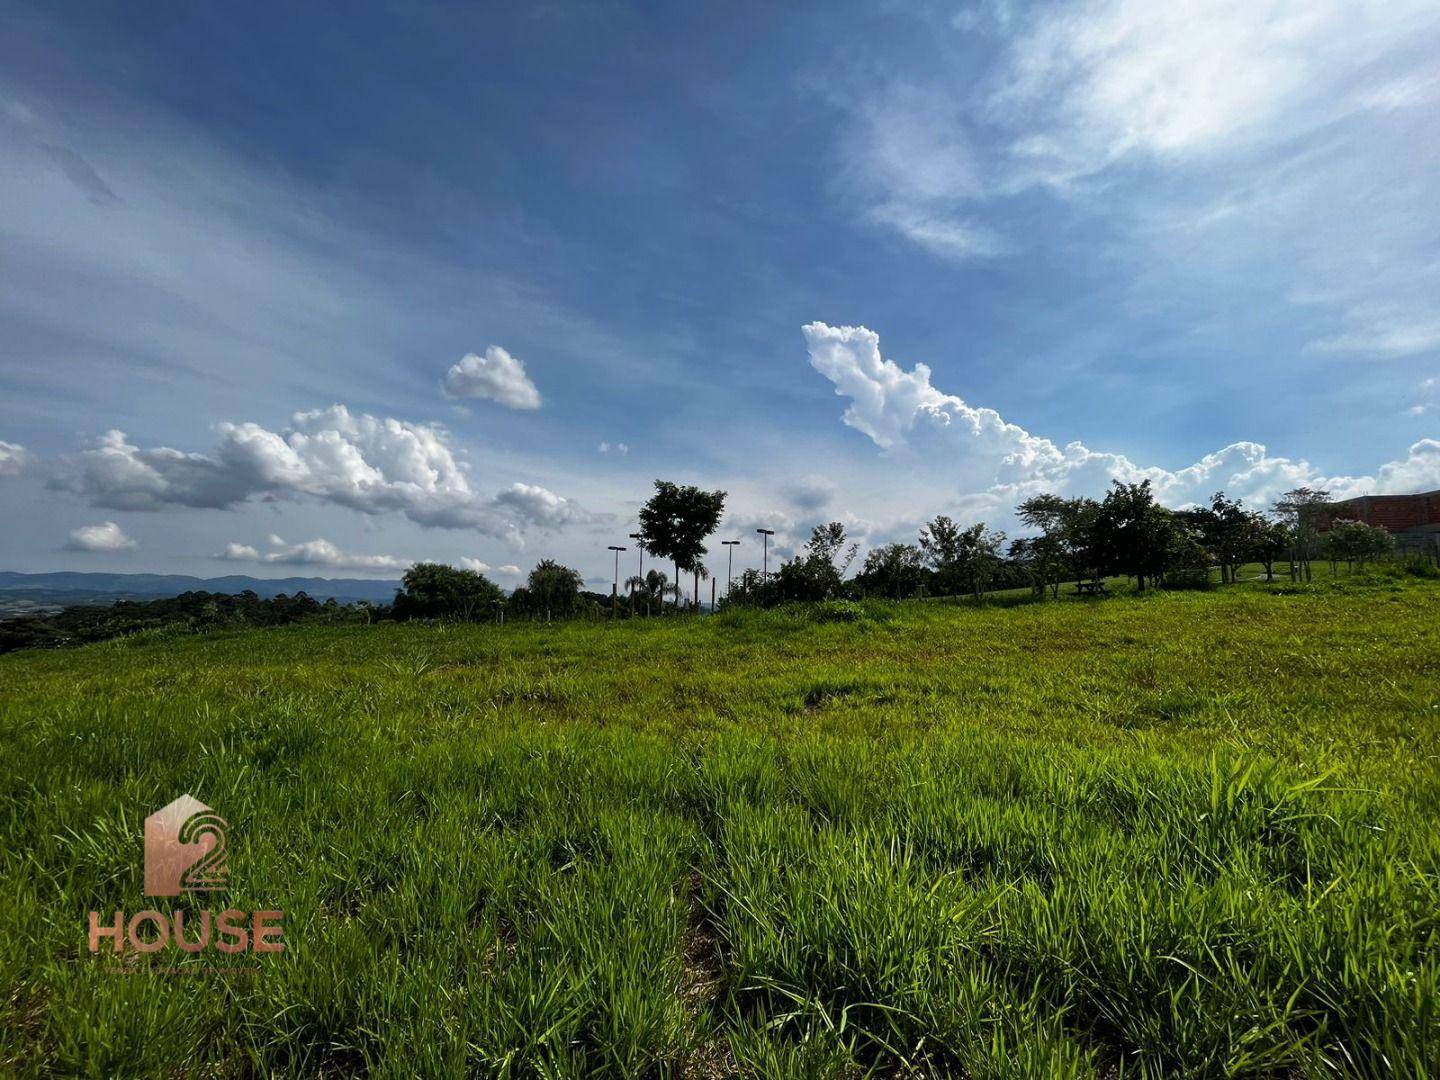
[[829, 0, 1440, 365]]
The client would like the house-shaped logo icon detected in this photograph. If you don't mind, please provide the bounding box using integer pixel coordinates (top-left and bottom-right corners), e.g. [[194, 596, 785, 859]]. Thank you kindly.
[[143, 794, 229, 897]]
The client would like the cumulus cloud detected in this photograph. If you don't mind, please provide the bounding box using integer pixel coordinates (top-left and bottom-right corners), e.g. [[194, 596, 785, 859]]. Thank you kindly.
[[65, 521, 136, 552], [460, 557, 491, 572], [497, 564, 521, 575], [598, 441, 629, 455], [804, 321, 1440, 510], [218, 534, 410, 572], [493, 482, 590, 529], [52, 404, 592, 539], [441, 346, 542, 409], [0, 440, 29, 476]]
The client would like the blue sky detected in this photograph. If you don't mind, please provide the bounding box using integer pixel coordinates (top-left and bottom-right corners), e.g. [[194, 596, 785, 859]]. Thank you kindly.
[[2, 0, 1438, 585]]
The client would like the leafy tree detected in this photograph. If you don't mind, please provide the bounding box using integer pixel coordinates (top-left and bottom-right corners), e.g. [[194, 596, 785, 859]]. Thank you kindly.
[[392, 562, 503, 620], [1094, 480, 1181, 591], [1008, 536, 1038, 596], [722, 566, 777, 608], [1272, 488, 1331, 582], [1015, 496, 1072, 597], [857, 542, 926, 599], [806, 522, 859, 574], [1017, 493, 1104, 589], [918, 515, 965, 594], [525, 558, 584, 616], [921, 516, 1006, 599], [1322, 520, 1394, 571], [1253, 519, 1292, 581], [637, 480, 727, 612], [773, 522, 858, 602], [506, 585, 533, 615], [1181, 492, 1264, 584], [1162, 521, 1214, 588]]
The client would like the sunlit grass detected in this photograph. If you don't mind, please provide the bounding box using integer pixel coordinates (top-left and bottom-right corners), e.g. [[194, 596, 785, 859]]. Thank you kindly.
[[2, 577, 1437, 1076]]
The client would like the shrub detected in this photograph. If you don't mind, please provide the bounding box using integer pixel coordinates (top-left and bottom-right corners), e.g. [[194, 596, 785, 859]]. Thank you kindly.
[[812, 599, 866, 623], [1163, 568, 1214, 591], [1400, 555, 1440, 579]]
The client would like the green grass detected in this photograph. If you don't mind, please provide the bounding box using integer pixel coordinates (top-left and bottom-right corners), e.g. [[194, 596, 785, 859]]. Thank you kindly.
[[2, 577, 1438, 1077]]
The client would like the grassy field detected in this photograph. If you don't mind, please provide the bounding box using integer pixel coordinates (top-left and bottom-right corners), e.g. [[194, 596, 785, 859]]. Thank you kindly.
[[2, 575, 1438, 1077]]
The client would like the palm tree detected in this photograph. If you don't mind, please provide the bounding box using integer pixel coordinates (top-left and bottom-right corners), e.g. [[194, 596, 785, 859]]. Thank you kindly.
[[688, 562, 710, 612], [626, 569, 677, 615]]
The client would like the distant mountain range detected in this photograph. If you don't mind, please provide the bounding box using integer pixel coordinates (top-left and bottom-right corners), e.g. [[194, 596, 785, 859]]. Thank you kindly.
[[0, 571, 401, 611]]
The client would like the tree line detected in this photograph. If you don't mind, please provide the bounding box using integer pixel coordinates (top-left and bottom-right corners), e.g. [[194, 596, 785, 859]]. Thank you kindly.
[[0, 589, 369, 653], [1, 479, 1424, 652], [603, 478, 1414, 611], [326, 479, 1427, 619]]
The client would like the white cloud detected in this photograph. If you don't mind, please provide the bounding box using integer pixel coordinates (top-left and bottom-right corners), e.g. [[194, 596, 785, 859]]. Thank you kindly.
[[219, 535, 410, 572], [493, 482, 590, 529], [995, 0, 1437, 174], [598, 441, 629, 455], [1406, 377, 1440, 416], [834, 0, 1440, 368], [52, 404, 593, 539], [460, 557, 521, 577], [65, 520, 136, 552], [441, 346, 541, 409], [0, 440, 29, 476], [804, 321, 1440, 509]]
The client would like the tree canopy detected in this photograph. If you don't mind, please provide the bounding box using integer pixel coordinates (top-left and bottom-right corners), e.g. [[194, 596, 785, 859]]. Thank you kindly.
[[392, 562, 503, 620], [637, 480, 727, 608]]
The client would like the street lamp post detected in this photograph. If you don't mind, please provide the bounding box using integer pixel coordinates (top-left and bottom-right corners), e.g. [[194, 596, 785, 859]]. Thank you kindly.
[[628, 533, 645, 580], [756, 529, 775, 582], [722, 539, 740, 596], [607, 545, 626, 619], [627, 533, 645, 616]]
